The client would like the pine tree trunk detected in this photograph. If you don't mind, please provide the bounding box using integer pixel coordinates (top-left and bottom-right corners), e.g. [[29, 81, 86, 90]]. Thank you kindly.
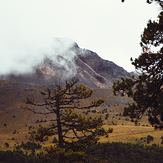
[[56, 96, 64, 148]]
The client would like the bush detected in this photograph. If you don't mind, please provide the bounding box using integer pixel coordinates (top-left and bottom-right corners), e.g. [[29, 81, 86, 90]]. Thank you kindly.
[[4, 143, 9, 148], [161, 140, 163, 144], [12, 130, 17, 134], [18, 141, 41, 151], [11, 137, 15, 141], [108, 128, 113, 133], [105, 113, 109, 120], [1, 142, 163, 162], [146, 135, 154, 144]]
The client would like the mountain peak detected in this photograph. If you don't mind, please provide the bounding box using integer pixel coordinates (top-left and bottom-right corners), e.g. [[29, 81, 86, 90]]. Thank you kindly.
[[0, 42, 129, 88]]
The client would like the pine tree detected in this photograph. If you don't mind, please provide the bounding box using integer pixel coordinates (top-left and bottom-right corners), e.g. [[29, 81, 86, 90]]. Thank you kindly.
[[113, 6, 163, 126], [25, 78, 111, 148]]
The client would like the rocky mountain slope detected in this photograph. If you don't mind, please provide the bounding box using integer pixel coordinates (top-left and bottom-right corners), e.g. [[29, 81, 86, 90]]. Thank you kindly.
[[0, 42, 130, 144], [1, 42, 129, 88], [74, 44, 129, 88]]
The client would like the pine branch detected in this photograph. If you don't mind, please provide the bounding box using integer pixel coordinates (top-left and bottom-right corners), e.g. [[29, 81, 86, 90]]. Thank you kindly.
[[22, 106, 54, 115]]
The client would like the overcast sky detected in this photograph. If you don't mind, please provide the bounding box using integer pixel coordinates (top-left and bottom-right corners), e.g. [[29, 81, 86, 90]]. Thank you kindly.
[[0, 0, 160, 73]]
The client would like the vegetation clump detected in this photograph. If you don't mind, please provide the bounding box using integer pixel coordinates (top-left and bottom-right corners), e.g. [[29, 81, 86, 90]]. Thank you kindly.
[[113, 9, 163, 127], [24, 79, 112, 154]]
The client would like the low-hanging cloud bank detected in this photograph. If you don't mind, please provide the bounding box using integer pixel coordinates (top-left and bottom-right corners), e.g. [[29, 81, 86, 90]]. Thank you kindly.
[[0, 37, 77, 77], [0, 0, 160, 73]]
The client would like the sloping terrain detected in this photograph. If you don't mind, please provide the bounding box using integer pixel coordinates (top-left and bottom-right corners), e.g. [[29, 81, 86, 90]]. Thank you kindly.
[[0, 43, 132, 148], [0, 42, 129, 88], [0, 80, 131, 147]]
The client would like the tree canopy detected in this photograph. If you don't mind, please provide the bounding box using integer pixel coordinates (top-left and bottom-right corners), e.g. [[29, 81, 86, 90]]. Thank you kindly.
[[113, 6, 163, 126], [25, 79, 111, 149]]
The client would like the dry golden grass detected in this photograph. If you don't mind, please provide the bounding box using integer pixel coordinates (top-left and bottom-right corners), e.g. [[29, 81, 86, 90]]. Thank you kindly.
[[1, 123, 163, 151], [0, 83, 163, 150], [100, 125, 163, 146]]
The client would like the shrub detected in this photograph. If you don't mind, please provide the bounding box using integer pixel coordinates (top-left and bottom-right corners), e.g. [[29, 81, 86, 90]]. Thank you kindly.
[[4, 142, 9, 148], [18, 141, 41, 152], [12, 130, 17, 134], [147, 135, 154, 144], [3, 123, 7, 127], [105, 114, 109, 120]]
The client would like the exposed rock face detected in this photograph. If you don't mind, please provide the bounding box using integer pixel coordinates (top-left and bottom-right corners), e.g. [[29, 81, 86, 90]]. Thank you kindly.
[[74, 47, 129, 88], [0, 42, 129, 88]]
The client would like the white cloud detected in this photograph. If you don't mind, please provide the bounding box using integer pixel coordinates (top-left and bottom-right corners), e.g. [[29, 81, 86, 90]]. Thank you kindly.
[[0, 0, 160, 73]]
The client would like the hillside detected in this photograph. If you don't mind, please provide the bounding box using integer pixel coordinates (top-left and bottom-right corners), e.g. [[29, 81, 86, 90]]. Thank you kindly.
[[0, 43, 134, 150], [1, 42, 129, 88]]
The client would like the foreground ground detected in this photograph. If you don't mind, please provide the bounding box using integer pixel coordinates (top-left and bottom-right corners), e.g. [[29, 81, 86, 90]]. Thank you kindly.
[[0, 84, 163, 162], [1, 124, 163, 150], [102, 125, 163, 146], [0, 142, 163, 163]]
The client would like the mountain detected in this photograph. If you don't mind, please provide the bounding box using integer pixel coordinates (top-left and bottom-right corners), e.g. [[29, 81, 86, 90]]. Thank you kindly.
[[1, 42, 129, 88], [0, 42, 131, 144], [74, 44, 129, 88]]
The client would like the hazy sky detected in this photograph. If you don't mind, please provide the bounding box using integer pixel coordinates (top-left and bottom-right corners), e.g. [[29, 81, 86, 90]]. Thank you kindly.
[[0, 0, 160, 73]]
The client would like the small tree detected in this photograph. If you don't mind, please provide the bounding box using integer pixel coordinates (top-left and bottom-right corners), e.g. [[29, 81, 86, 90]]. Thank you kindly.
[[25, 78, 111, 148]]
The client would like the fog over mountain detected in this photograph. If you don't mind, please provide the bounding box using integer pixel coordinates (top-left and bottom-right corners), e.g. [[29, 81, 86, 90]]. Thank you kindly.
[[0, 38, 77, 75], [0, 40, 129, 88], [0, 0, 160, 72]]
